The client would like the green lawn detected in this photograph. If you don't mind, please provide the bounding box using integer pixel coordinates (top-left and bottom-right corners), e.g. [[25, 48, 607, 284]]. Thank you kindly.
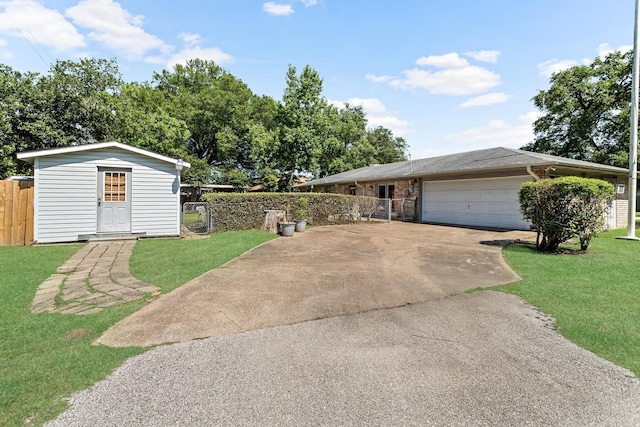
[[130, 230, 277, 292], [0, 230, 276, 427], [496, 227, 640, 377], [2, 226, 638, 425]]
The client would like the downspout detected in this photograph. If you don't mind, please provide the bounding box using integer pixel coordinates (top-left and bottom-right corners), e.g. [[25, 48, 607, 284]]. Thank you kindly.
[[354, 180, 365, 196]]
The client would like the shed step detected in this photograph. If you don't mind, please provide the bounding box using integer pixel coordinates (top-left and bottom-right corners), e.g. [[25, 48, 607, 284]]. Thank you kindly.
[[78, 232, 146, 241]]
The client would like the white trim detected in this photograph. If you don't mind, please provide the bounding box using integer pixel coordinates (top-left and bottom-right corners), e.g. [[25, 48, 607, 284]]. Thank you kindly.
[[176, 168, 182, 236], [17, 141, 191, 169], [33, 158, 39, 242]]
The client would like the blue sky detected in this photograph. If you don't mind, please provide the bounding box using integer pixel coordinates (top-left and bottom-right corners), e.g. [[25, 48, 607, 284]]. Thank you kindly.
[[0, 0, 635, 159]]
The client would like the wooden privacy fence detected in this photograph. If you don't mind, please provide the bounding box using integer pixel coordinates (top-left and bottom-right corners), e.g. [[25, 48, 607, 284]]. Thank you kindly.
[[0, 179, 34, 246]]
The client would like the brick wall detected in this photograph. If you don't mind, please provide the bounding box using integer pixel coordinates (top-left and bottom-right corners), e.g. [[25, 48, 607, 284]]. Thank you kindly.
[[313, 180, 419, 198]]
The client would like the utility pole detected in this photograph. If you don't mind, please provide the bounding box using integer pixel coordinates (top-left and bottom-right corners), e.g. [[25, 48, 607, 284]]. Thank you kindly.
[[620, 0, 640, 240]]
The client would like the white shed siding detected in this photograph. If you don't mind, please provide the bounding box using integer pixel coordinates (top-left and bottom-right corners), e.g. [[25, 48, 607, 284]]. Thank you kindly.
[[130, 164, 180, 236], [36, 155, 99, 242], [34, 147, 180, 243]]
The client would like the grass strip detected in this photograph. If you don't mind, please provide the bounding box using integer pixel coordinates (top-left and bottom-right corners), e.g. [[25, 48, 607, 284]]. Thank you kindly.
[[496, 227, 640, 377], [130, 230, 277, 292], [0, 230, 277, 426]]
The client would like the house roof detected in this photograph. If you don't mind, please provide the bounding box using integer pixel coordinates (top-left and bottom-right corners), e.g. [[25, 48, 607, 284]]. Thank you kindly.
[[296, 147, 630, 187], [17, 141, 191, 169]]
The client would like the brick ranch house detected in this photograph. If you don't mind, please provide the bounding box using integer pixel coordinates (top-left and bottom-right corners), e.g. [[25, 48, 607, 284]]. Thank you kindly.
[[295, 147, 632, 230]]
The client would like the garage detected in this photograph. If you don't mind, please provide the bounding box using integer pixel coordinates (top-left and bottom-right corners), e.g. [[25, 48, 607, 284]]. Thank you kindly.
[[422, 176, 531, 230], [295, 147, 631, 230]]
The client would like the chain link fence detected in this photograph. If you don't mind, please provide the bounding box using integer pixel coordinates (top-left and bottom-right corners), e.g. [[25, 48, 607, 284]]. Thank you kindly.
[[182, 202, 212, 234]]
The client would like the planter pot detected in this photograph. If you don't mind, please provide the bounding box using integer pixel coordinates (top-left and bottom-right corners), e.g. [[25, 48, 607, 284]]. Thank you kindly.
[[279, 221, 296, 237], [295, 220, 307, 232]]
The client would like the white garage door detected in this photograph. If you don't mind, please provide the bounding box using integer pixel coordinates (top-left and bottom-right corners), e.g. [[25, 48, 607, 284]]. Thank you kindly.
[[422, 176, 531, 230]]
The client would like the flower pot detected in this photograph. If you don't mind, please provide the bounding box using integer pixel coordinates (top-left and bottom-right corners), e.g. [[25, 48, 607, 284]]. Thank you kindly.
[[295, 220, 307, 232], [279, 221, 296, 237]]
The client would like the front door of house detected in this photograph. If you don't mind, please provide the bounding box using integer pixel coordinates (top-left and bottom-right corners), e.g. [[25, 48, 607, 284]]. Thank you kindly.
[[97, 168, 131, 233], [378, 183, 395, 199]]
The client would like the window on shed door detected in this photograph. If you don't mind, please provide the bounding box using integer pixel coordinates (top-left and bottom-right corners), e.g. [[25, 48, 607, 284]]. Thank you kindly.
[[104, 172, 126, 202]]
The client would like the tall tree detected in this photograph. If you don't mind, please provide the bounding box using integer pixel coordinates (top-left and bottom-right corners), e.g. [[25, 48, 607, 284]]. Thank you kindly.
[[111, 82, 190, 156], [0, 58, 121, 178], [250, 66, 409, 187], [276, 65, 328, 188], [365, 126, 408, 164], [35, 58, 122, 145], [109, 82, 212, 185], [524, 50, 633, 167], [317, 103, 371, 177], [0, 65, 39, 177], [153, 59, 258, 172]]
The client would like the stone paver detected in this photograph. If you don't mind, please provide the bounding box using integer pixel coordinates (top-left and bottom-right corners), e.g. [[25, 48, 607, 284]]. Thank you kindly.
[[30, 240, 161, 315]]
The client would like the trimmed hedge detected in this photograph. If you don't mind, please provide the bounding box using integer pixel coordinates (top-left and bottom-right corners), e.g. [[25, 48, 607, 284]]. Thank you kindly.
[[519, 176, 615, 252], [201, 192, 374, 232]]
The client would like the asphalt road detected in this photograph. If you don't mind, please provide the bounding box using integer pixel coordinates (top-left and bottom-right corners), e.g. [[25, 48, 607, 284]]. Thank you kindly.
[[48, 291, 640, 426]]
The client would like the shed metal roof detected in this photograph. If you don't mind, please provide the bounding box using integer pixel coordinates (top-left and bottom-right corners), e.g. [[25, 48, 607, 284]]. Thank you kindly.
[[296, 147, 629, 187]]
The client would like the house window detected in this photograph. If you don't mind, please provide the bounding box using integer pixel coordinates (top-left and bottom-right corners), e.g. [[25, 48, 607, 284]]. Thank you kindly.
[[104, 172, 127, 202], [349, 185, 356, 196]]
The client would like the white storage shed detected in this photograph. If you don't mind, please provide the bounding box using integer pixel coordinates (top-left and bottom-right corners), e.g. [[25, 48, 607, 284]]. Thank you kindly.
[[17, 142, 190, 243]]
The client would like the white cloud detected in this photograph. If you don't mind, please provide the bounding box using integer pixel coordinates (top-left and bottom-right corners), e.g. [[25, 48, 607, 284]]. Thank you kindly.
[[465, 50, 500, 63], [330, 97, 411, 136], [538, 43, 633, 79], [390, 65, 501, 96], [444, 111, 539, 148], [179, 33, 202, 47], [300, 0, 317, 6], [537, 58, 578, 77], [263, 2, 294, 16], [365, 73, 393, 83], [597, 42, 632, 57], [416, 52, 468, 68], [371, 52, 501, 96], [0, 0, 84, 51], [66, 0, 170, 59], [166, 33, 234, 68], [460, 92, 510, 108]]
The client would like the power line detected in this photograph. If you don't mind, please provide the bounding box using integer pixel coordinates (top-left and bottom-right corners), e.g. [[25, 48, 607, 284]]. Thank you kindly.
[[19, 29, 53, 68]]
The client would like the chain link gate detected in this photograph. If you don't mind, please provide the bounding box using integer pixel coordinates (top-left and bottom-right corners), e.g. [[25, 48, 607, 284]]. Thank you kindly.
[[182, 202, 212, 234]]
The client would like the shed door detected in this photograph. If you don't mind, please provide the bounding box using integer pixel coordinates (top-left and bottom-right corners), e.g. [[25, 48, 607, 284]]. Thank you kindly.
[[97, 168, 131, 233], [422, 176, 531, 230]]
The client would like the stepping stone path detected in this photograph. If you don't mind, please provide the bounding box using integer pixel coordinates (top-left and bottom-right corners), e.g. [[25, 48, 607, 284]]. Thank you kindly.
[[30, 240, 161, 315]]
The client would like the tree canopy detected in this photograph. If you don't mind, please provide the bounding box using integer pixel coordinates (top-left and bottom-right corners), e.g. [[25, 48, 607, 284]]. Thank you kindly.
[[524, 50, 633, 167], [1, 58, 409, 187], [1, 58, 121, 177]]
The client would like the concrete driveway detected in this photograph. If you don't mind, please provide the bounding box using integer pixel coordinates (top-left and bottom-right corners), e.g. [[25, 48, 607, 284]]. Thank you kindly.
[[97, 222, 535, 347], [49, 223, 640, 426]]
